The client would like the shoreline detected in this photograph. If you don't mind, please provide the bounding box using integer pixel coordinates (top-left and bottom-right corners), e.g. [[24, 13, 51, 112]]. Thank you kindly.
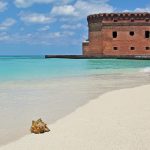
[[0, 71, 149, 146], [1, 84, 150, 150]]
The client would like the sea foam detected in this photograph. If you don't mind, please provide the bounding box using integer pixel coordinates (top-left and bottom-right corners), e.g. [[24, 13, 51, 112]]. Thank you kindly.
[[140, 67, 150, 73]]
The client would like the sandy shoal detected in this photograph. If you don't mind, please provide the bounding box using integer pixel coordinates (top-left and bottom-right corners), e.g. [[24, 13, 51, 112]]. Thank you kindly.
[[0, 85, 150, 150]]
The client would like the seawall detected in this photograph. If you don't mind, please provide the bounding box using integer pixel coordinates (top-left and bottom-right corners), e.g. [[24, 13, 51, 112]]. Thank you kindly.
[[45, 55, 150, 60]]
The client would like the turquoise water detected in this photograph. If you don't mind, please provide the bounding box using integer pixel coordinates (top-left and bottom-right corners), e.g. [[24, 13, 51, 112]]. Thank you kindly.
[[0, 56, 150, 81]]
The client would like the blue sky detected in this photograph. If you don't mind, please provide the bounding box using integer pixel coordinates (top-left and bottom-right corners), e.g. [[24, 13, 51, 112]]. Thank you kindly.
[[0, 0, 150, 55]]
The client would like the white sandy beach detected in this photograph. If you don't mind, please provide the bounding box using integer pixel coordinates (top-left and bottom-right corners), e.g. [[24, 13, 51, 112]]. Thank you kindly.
[[0, 85, 150, 150]]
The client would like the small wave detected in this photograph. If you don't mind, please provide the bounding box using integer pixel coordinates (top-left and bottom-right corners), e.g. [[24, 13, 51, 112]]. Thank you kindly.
[[140, 67, 150, 73]]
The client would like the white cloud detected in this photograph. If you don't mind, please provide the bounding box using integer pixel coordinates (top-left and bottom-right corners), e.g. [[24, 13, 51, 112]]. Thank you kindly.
[[20, 12, 54, 24], [0, 30, 75, 45], [0, 18, 16, 30], [14, 0, 75, 8], [0, 32, 10, 41], [51, 0, 114, 19], [122, 7, 150, 13], [10, 0, 114, 46], [38, 25, 50, 31], [14, 0, 54, 8], [61, 23, 82, 30], [122, 9, 131, 12], [75, 0, 114, 17], [51, 5, 77, 16], [135, 7, 150, 12], [0, 1, 8, 12]]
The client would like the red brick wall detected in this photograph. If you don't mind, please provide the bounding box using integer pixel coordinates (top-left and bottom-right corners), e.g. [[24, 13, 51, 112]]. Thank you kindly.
[[102, 26, 150, 56], [83, 32, 103, 56]]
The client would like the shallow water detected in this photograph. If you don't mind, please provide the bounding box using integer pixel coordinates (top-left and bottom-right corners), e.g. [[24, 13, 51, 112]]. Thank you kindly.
[[0, 57, 150, 146], [0, 57, 150, 81]]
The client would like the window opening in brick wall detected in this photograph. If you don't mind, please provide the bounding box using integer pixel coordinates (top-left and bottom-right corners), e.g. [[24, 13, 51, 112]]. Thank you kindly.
[[145, 19, 149, 22], [146, 47, 150, 50], [129, 31, 134, 36], [145, 31, 150, 38], [130, 47, 135, 50], [113, 47, 118, 50], [112, 31, 117, 38]]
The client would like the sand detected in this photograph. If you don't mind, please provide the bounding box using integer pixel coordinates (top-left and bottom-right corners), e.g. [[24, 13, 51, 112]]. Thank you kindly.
[[0, 85, 150, 150]]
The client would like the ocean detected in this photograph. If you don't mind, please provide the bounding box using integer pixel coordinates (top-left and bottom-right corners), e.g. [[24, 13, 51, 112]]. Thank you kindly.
[[0, 56, 150, 146]]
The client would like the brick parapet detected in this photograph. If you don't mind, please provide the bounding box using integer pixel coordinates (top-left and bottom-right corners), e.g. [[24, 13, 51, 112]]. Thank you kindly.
[[87, 12, 150, 23]]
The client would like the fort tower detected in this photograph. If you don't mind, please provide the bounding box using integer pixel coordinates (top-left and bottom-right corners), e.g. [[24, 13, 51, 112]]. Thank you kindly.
[[83, 12, 150, 56]]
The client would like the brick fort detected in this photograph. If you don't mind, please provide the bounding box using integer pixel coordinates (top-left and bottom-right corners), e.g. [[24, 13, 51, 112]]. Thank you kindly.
[[83, 12, 150, 57]]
